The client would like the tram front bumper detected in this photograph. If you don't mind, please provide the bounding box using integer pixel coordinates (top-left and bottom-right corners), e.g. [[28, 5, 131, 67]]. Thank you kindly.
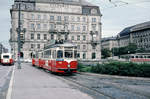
[[58, 68, 77, 72]]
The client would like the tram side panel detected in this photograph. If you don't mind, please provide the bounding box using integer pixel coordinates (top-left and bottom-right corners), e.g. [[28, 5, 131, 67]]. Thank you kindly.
[[70, 61, 78, 73]]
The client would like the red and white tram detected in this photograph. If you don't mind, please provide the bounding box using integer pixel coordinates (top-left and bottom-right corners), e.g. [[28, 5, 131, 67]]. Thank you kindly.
[[1, 53, 14, 66], [32, 41, 78, 74]]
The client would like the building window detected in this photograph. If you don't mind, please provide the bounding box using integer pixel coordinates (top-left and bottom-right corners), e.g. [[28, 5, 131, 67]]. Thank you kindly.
[[43, 14, 47, 19], [83, 35, 86, 40], [50, 24, 54, 30], [51, 34, 54, 40], [31, 14, 34, 19], [83, 53, 86, 59], [77, 45, 80, 49], [37, 24, 41, 29], [77, 53, 80, 58], [57, 16, 61, 21], [50, 16, 54, 21], [92, 18, 96, 22], [64, 16, 69, 22], [44, 34, 47, 40], [92, 24, 96, 31], [31, 44, 34, 49], [72, 36, 74, 40], [83, 45, 86, 49], [77, 35, 80, 40], [83, 17, 86, 22], [31, 34, 34, 40], [21, 13, 24, 19], [71, 16, 74, 21], [92, 52, 96, 59], [43, 24, 47, 29], [83, 26, 86, 31], [37, 34, 40, 40], [31, 23, 35, 29], [77, 26, 80, 31], [37, 44, 40, 49], [77, 17, 80, 22], [71, 25, 74, 31], [38, 15, 41, 20], [65, 35, 68, 40]]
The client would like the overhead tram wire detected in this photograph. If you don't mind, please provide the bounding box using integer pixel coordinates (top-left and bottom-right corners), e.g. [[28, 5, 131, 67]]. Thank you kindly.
[[89, 0, 150, 11], [108, 0, 150, 7]]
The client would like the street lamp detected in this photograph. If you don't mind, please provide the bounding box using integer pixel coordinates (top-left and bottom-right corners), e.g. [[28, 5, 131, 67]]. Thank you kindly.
[[17, 1, 26, 69], [117, 35, 120, 59], [17, 2, 21, 69]]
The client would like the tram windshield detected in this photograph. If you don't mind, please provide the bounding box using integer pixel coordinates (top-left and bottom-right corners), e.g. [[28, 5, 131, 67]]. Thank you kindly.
[[65, 50, 73, 58], [57, 50, 63, 58], [3, 55, 9, 59]]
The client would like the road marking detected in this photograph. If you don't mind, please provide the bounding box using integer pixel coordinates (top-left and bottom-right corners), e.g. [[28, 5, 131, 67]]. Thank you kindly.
[[6, 65, 16, 99], [0, 66, 13, 84]]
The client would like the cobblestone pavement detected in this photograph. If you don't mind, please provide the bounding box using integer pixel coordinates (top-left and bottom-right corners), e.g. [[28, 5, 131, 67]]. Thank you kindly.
[[10, 63, 93, 99], [0, 64, 13, 99], [58, 73, 150, 99]]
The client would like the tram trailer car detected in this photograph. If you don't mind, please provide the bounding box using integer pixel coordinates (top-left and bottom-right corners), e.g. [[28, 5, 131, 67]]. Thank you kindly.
[[32, 42, 78, 74], [1, 53, 14, 66]]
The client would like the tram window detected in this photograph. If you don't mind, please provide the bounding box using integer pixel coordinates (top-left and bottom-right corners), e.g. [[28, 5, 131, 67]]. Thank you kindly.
[[136, 56, 138, 58], [3, 55, 9, 59], [131, 56, 134, 58], [44, 50, 51, 58], [65, 50, 73, 58], [57, 50, 63, 58], [148, 56, 150, 58], [140, 56, 143, 58]]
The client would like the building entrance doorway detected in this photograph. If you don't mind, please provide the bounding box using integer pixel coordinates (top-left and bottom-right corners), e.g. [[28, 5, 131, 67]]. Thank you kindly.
[[20, 52, 24, 58]]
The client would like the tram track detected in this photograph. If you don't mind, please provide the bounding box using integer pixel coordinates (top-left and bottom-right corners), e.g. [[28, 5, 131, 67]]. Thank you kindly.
[[58, 73, 149, 99], [55, 74, 115, 99], [77, 72, 150, 98], [35, 68, 113, 99], [31, 65, 150, 99]]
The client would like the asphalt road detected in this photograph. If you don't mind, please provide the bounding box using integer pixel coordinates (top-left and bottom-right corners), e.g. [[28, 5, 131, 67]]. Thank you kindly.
[[0, 64, 13, 99]]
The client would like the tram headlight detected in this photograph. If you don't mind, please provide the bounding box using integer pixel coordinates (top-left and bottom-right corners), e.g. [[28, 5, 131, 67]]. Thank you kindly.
[[68, 64, 70, 67]]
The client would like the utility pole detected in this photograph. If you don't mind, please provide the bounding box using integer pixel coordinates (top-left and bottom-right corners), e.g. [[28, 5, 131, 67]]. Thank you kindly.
[[17, 2, 21, 69]]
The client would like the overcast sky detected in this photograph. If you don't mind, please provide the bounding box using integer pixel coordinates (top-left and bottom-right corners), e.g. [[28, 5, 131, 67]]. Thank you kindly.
[[0, 0, 150, 50]]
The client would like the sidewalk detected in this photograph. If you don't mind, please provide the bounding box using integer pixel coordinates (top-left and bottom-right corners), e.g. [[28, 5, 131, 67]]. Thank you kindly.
[[7, 63, 93, 99]]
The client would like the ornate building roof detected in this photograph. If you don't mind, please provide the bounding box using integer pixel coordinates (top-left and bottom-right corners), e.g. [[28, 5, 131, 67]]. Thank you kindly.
[[119, 21, 150, 37], [15, 0, 96, 6]]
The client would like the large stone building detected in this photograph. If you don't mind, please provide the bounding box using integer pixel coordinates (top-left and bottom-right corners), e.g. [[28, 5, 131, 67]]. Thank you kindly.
[[10, 0, 102, 63], [101, 37, 118, 50], [0, 43, 8, 54], [118, 21, 150, 51]]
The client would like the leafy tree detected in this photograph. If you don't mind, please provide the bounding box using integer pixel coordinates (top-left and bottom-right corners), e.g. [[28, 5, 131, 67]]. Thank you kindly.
[[101, 48, 111, 58]]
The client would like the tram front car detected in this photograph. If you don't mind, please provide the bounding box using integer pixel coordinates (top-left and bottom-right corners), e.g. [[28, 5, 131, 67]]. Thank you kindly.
[[55, 43, 78, 73]]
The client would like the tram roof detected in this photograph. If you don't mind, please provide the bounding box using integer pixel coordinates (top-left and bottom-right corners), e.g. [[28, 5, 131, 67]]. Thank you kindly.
[[44, 42, 77, 49]]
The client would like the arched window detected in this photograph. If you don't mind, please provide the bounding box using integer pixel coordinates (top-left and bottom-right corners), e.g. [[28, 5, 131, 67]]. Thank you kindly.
[[83, 53, 86, 59], [20, 52, 24, 58], [92, 52, 96, 59]]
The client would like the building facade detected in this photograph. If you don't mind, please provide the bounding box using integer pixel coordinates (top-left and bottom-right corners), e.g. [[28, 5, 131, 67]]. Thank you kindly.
[[10, 0, 102, 63], [118, 21, 150, 51], [0, 43, 8, 54], [101, 37, 118, 50]]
